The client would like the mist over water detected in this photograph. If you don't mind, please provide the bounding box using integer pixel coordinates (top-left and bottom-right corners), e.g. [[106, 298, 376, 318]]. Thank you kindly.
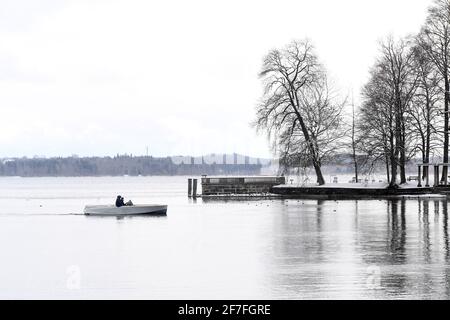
[[0, 176, 449, 299]]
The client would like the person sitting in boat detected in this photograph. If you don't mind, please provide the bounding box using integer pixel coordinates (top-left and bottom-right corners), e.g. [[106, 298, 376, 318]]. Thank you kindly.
[[115, 195, 125, 207], [115, 195, 133, 207]]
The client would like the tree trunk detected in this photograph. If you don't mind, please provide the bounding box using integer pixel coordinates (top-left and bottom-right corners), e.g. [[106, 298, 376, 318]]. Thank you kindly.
[[353, 151, 358, 183], [420, 135, 426, 180], [395, 82, 406, 185], [313, 161, 325, 185], [399, 144, 406, 184], [383, 132, 390, 183], [390, 154, 397, 186], [351, 102, 358, 182], [424, 108, 431, 181], [424, 95, 431, 180], [310, 137, 325, 185], [385, 154, 390, 183], [389, 130, 397, 186], [441, 75, 449, 183], [392, 106, 402, 187], [293, 106, 325, 185], [399, 122, 407, 184]]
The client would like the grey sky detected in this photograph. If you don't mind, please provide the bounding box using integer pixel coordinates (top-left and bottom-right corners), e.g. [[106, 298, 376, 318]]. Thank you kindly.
[[0, 0, 431, 158]]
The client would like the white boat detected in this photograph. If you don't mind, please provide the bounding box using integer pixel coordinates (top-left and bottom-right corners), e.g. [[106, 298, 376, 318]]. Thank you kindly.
[[84, 204, 167, 216]]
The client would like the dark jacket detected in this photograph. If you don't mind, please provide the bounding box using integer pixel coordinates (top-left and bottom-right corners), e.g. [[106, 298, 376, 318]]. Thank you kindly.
[[115, 196, 125, 207]]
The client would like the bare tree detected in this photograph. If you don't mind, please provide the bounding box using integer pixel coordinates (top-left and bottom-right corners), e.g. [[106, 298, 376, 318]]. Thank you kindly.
[[359, 70, 395, 183], [359, 37, 418, 186], [382, 37, 418, 185], [417, 0, 450, 182], [409, 44, 442, 179], [349, 95, 363, 182], [254, 40, 346, 185], [279, 76, 348, 176]]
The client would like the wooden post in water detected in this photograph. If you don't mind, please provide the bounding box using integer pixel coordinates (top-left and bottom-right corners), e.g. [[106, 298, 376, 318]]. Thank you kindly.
[[417, 165, 422, 187], [192, 179, 198, 198], [188, 178, 192, 198]]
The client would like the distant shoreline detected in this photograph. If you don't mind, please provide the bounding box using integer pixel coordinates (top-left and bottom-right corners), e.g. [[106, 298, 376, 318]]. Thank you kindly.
[[0, 154, 267, 177]]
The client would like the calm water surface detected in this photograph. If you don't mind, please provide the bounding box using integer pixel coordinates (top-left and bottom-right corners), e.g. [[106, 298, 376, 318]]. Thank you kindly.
[[0, 176, 449, 299]]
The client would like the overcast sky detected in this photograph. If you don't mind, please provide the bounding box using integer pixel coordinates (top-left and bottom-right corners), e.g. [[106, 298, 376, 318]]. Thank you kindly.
[[0, 0, 432, 158]]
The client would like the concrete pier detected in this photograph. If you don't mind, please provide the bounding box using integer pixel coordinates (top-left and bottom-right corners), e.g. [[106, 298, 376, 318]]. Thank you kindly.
[[200, 176, 285, 196], [271, 185, 435, 199]]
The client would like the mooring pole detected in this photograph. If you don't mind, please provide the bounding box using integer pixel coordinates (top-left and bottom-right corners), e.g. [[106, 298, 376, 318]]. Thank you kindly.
[[418, 165, 422, 187], [188, 178, 192, 198], [192, 179, 198, 199]]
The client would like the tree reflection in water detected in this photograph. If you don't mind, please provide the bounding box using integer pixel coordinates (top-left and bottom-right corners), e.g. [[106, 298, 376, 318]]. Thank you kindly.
[[269, 197, 450, 299]]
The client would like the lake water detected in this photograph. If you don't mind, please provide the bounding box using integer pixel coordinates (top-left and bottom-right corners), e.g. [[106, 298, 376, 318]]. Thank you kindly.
[[0, 176, 449, 299]]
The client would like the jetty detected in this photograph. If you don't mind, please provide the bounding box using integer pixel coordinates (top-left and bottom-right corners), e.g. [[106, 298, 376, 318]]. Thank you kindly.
[[187, 176, 285, 198]]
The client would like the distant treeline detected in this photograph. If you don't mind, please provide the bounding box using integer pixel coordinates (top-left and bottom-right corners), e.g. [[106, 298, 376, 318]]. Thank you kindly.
[[0, 155, 263, 177]]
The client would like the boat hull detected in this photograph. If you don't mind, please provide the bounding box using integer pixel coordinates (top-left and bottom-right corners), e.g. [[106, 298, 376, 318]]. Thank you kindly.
[[84, 205, 167, 216]]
